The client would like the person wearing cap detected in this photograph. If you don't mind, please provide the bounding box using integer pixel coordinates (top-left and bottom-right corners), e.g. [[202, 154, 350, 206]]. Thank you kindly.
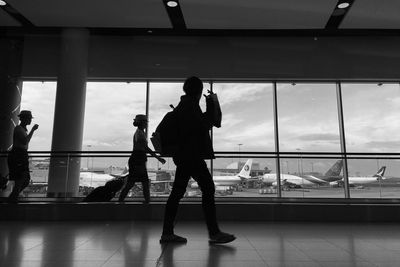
[[160, 76, 236, 244], [7, 110, 39, 203], [118, 114, 166, 203]]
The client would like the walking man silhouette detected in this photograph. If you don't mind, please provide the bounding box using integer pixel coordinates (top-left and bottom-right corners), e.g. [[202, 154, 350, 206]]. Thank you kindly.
[[160, 76, 236, 244], [7, 110, 38, 203]]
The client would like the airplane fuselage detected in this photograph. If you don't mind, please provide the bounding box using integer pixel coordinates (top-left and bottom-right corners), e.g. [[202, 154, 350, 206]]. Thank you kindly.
[[262, 173, 315, 186], [348, 176, 382, 185], [191, 176, 242, 188]]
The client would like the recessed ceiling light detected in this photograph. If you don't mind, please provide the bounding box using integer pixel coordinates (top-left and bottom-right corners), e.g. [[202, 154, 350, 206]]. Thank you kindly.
[[338, 2, 350, 9], [167, 1, 178, 7], [0, 0, 7, 6]]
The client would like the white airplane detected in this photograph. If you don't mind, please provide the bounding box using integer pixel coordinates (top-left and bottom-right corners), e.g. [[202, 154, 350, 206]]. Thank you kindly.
[[26, 166, 162, 195], [301, 160, 343, 184], [261, 160, 344, 189], [191, 159, 253, 189], [79, 166, 129, 188], [261, 173, 313, 188], [333, 166, 386, 187]]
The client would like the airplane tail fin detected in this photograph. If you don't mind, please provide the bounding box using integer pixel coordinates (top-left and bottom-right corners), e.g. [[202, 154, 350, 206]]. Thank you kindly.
[[324, 160, 343, 177], [373, 166, 386, 180], [237, 159, 252, 179]]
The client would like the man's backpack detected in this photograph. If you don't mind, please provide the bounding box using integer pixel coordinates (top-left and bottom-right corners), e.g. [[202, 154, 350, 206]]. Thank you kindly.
[[151, 105, 179, 157]]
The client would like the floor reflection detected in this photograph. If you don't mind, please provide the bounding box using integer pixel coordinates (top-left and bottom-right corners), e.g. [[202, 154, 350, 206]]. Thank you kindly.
[[122, 226, 148, 265], [40, 224, 76, 267], [207, 244, 237, 267], [159, 242, 187, 267], [1, 221, 400, 267], [1, 227, 25, 267]]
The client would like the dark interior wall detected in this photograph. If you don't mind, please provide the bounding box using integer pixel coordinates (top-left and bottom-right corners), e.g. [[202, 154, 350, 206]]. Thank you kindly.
[[21, 34, 400, 80]]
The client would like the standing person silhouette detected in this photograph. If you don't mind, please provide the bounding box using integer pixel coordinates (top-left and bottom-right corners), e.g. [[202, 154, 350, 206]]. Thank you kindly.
[[160, 76, 236, 244], [7, 110, 39, 203], [119, 114, 166, 203]]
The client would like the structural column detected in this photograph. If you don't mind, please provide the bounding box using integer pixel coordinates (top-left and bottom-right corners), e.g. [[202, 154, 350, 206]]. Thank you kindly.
[[0, 37, 24, 180], [47, 28, 89, 197]]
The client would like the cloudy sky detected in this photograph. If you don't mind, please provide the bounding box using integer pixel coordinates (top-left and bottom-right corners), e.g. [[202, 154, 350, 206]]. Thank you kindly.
[[21, 81, 400, 176]]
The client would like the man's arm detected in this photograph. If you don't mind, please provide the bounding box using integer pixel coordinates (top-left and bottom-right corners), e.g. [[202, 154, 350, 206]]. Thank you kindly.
[[138, 130, 166, 164], [145, 145, 166, 164], [26, 124, 39, 144]]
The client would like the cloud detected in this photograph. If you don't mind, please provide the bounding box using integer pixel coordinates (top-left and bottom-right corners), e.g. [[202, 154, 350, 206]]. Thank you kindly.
[[362, 141, 400, 152], [298, 133, 339, 141], [214, 120, 275, 151], [215, 83, 272, 107]]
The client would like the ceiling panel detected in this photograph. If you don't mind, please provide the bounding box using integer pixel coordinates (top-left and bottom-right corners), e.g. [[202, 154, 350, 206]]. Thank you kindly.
[[341, 0, 400, 29], [0, 8, 21, 26], [7, 0, 172, 28], [181, 0, 338, 29]]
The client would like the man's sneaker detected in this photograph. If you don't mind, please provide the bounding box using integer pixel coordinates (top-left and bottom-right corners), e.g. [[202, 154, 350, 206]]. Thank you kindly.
[[160, 234, 187, 244], [209, 232, 236, 244]]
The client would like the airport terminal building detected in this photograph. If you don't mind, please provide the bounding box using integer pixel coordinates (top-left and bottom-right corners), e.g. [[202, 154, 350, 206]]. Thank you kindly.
[[2, 1, 400, 266]]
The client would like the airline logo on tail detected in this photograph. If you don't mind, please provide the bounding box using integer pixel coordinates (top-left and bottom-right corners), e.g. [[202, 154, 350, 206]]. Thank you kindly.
[[324, 160, 343, 177], [373, 166, 386, 179], [238, 159, 252, 179]]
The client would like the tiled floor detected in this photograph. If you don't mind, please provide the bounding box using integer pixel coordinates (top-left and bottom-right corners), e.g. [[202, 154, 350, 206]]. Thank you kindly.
[[1, 221, 400, 267]]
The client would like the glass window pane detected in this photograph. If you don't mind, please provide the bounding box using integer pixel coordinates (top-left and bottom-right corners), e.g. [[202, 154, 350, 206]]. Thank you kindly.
[[82, 82, 146, 171], [21, 81, 57, 151], [342, 83, 400, 152], [20, 81, 57, 198], [277, 157, 344, 198], [347, 158, 394, 199], [210, 83, 275, 198], [342, 83, 400, 199], [277, 83, 340, 152], [277, 83, 343, 198], [83, 82, 146, 152], [209, 157, 277, 198], [212, 83, 274, 153]]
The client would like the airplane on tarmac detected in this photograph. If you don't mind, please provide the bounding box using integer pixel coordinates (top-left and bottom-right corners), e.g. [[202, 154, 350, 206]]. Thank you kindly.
[[11, 167, 130, 196], [79, 166, 128, 188], [261, 160, 343, 189], [190, 159, 253, 189], [261, 173, 313, 188], [332, 166, 386, 187], [300, 159, 343, 185], [27, 165, 174, 193]]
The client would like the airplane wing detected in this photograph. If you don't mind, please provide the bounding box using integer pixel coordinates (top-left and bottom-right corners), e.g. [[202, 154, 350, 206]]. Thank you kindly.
[[302, 175, 329, 185], [110, 173, 129, 179]]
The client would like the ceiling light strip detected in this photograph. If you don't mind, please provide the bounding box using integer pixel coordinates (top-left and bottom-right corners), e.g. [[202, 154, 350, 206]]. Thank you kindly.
[[0, 1, 34, 27], [162, 0, 186, 30], [325, 0, 355, 29]]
